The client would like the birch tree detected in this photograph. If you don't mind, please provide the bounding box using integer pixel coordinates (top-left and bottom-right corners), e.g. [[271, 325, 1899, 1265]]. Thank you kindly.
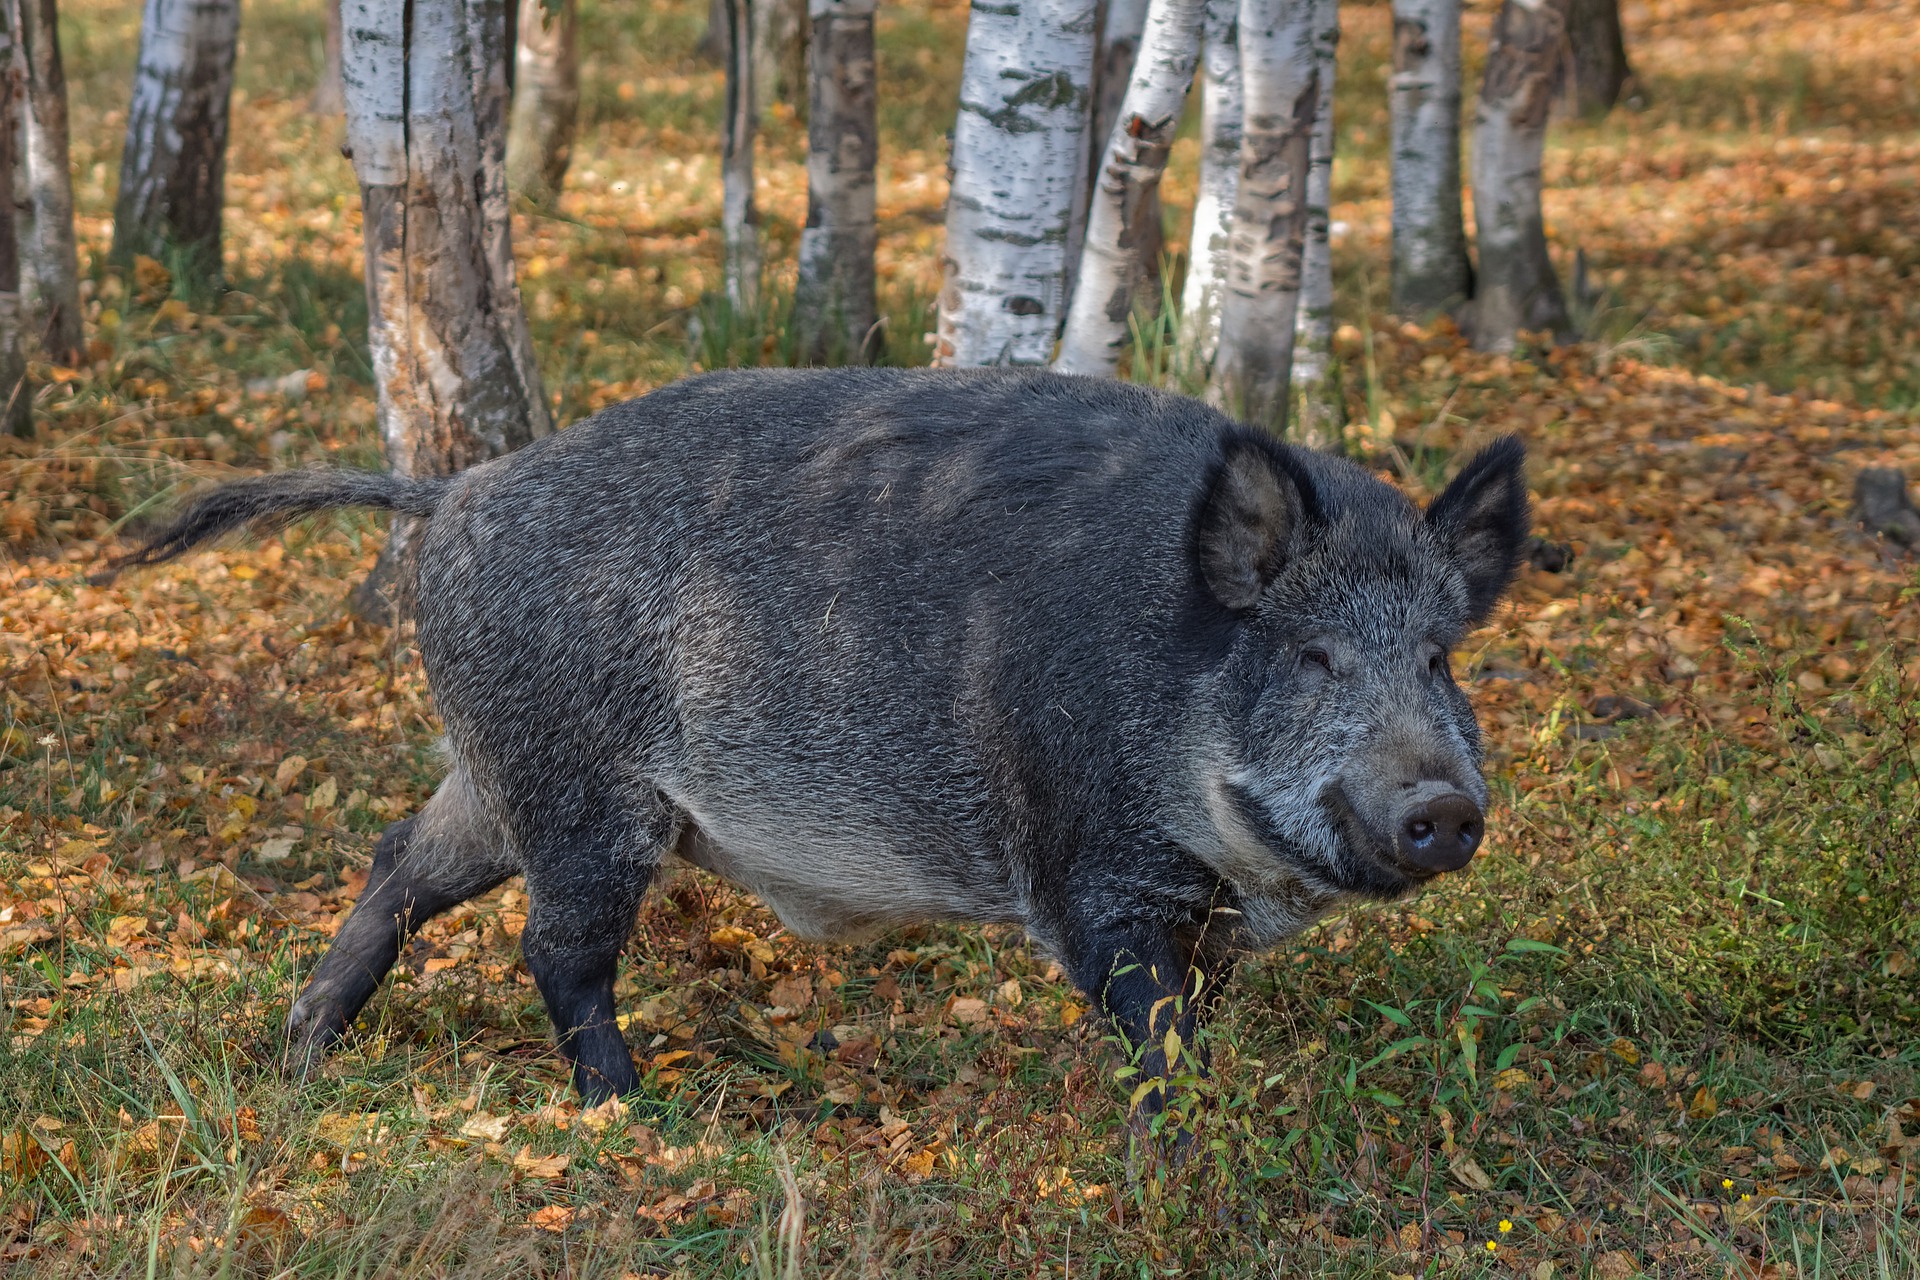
[[1289, 0, 1338, 446], [1179, 0, 1240, 370], [1209, 0, 1317, 427], [1076, 0, 1156, 310], [1467, 0, 1572, 353], [1055, 0, 1204, 377], [343, 0, 549, 612], [794, 0, 878, 363], [0, 0, 29, 437], [112, 0, 240, 277], [507, 0, 579, 204], [16, 0, 80, 364], [722, 0, 761, 311], [935, 0, 1097, 367], [1388, 0, 1470, 314]]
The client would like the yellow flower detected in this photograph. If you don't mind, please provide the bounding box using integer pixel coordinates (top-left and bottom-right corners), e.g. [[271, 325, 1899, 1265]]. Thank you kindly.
[[1722, 1178, 1734, 1189], [1499, 1219, 1514, 1234], [1485, 1241, 1498, 1253], [1741, 1193, 1752, 1202]]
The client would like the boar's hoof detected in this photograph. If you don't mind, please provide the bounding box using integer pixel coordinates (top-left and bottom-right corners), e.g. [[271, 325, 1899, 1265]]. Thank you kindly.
[[282, 994, 349, 1078], [1396, 791, 1483, 873]]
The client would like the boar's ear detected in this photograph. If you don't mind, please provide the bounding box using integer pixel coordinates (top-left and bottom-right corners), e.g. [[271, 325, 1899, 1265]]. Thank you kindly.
[[1195, 434, 1311, 611], [1424, 434, 1531, 623]]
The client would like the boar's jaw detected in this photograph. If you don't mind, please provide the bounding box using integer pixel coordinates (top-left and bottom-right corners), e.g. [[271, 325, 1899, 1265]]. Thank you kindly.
[[1196, 764, 1358, 901]]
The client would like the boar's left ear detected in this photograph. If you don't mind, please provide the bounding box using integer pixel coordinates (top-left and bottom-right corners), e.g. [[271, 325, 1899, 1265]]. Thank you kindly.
[[1196, 433, 1314, 611], [1424, 435, 1531, 623]]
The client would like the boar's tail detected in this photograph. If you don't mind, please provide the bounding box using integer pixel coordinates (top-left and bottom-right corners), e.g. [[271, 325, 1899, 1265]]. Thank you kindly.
[[110, 469, 453, 571]]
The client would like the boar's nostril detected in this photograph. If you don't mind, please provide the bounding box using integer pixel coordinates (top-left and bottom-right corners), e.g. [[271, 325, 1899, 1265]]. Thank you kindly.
[[1396, 792, 1483, 873]]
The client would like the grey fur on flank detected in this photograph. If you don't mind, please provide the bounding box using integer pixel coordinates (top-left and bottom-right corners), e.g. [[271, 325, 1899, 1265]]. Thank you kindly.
[[121, 367, 1530, 1112]]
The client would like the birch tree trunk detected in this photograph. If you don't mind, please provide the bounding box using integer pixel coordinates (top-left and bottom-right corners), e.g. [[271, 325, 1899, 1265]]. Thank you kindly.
[[473, 0, 552, 438], [16, 0, 80, 364], [1055, 0, 1204, 377], [0, 0, 29, 437], [794, 0, 877, 363], [506, 0, 579, 204], [1209, 0, 1316, 427], [1388, 0, 1470, 315], [1466, 0, 1572, 353], [722, 0, 761, 312], [1076, 0, 1157, 316], [344, 0, 548, 614], [1179, 0, 1240, 370], [935, 0, 1097, 367], [1289, 0, 1338, 447], [112, 0, 240, 278], [1559, 0, 1630, 119], [311, 0, 345, 115]]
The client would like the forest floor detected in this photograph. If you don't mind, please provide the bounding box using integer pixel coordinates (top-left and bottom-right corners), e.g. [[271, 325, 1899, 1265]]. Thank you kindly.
[[3, 0, 1919, 1275]]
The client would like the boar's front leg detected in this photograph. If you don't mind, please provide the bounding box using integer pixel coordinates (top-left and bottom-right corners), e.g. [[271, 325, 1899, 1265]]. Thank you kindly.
[[1059, 917, 1223, 1125], [517, 798, 676, 1103]]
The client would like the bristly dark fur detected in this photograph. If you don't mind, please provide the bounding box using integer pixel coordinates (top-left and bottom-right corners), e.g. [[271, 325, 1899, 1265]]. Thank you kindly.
[[114, 367, 1530, 1119], [110, 469, 452, 571]]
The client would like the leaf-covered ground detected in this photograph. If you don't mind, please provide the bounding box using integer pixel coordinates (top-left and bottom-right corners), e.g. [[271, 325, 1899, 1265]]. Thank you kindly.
[[2, 0, 1917, 1275]]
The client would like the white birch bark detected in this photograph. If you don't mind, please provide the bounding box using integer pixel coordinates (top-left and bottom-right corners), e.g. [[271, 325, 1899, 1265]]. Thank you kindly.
[[935, 0, 1097, 367], [16, 0, 81, 364], [343, 0, 546, 611], [1055, 0, 1204, 377], [0, 0, 30, 436], [1179, 0, 1240, 370], [1289, 0, 1338, 446], [1388, 0, 1470, 314], [1467, 0, 1572, 353], [794, 0, 878, 363], [506, 0, 578, 203], [722, 0, 761, 312], [1209, 0, 1317, 427], [1072, 0, 1149, 305], [112, 0, 240, 275]]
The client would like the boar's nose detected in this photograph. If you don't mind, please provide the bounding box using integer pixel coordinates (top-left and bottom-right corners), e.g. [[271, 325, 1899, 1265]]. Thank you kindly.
[[1396, 791, 1483, 873]]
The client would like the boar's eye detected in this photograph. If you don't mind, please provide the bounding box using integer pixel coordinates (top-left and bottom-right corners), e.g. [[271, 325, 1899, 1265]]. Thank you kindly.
[[1300, 646, 1335, 675]]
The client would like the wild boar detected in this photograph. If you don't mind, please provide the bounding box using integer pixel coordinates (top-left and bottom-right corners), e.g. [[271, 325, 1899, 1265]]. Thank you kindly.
[[120, 368, 1528, 1107]]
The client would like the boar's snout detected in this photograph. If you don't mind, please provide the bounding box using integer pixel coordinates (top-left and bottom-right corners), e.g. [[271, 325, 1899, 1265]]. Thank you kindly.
[[1395, 784, 1483, 873]]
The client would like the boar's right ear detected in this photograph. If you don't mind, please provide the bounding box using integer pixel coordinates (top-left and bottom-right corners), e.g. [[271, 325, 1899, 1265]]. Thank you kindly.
[[1195, 434, 1310, 611], [1424, 434, 1531, 623]]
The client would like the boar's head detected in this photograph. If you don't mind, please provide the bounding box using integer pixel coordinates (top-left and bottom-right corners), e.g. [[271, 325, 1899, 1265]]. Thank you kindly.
[[1189, 432, 1529, 907]]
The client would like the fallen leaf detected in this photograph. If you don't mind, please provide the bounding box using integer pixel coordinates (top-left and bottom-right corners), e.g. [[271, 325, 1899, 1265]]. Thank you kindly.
[[528, 1204, 576, 1232]]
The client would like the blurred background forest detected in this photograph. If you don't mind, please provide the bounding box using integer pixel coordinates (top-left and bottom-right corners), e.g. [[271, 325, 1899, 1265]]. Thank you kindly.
[[1, 0, 1918, 1276]]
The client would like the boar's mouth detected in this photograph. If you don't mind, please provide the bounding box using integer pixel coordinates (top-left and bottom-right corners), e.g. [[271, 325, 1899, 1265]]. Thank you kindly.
[[1318, 783, 1441, 898]]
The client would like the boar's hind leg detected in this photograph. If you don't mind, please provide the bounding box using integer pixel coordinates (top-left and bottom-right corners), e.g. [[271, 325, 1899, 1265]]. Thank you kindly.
[[517, 800, 676, 1104], [284, 770, 515, 1076]]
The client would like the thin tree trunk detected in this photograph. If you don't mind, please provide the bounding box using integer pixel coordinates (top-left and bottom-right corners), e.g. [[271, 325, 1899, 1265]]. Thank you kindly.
[[1076, 0, 1158, 317], [722, 0, 761, 312], [794, 0, 877, 364], [1056, 0, 1204, 377], [343, 0, 547, 616], [0, 0, 30, 437], [1180, 0, 1239, 371], [1289, 0, 1338, 447], [1388, 0, 1470, 315], [1466, 0, 1572, 353], [1558, 0, 1630, 119], [16, 0, 80, 364], [934, 0, 1097, 368], [1209, 0, 1316, 427], [755, 0, 808, 113], [112, 0, 240, 278], [312, 0, 345, 115], [506, 0, 578, 203], [473, 0, 552, 438]]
